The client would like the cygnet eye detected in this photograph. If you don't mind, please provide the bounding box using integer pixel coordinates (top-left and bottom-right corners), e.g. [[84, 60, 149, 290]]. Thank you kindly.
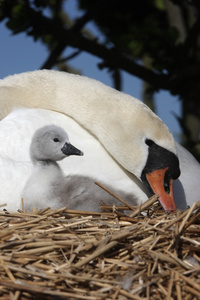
[[53, 138, 60, 143]]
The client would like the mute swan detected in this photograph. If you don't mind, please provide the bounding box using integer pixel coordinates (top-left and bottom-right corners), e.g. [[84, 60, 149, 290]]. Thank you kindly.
[[0, 70, 199, 211], [22, 125, 139, 212]]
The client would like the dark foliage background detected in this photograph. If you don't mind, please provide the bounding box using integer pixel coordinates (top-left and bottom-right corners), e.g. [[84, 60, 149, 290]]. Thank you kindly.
[[1, 0, 200, 160]]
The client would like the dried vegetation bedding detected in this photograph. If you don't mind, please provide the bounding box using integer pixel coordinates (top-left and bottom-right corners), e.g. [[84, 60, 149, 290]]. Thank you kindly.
[[0, 196, 200, 300]]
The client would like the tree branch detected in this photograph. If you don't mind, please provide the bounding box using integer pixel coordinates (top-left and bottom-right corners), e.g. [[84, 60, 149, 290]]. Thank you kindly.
[[40, 1, 108, 70], [28, 7, 170, 90]]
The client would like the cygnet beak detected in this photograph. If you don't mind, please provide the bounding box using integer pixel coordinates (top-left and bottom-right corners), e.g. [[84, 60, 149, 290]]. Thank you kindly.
[[61, 142, 84, 156]]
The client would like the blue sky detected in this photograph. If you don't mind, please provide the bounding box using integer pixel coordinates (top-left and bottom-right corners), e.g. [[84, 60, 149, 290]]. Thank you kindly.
[[0, 0, 182, 141]]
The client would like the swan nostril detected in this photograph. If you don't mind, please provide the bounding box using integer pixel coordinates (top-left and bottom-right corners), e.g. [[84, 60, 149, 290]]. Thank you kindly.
[[164, 170, 171, 194]]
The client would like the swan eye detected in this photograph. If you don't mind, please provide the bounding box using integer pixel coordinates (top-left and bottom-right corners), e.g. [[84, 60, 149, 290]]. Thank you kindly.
[[53, 138, 59, 143], [145, 139, 155, 147]]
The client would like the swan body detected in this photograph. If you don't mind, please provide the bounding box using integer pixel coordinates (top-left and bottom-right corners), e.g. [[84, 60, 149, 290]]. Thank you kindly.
[[173, 143, 200, 209], [22, 124, 139, 212], [0, 69, 199, 211]]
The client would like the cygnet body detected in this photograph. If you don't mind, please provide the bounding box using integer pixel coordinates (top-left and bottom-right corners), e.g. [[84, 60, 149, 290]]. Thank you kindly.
[[22, 125, 138, 212]]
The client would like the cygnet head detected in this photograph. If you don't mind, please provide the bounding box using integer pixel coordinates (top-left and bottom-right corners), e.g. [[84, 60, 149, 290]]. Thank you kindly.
[[30, 125, 83, 163]]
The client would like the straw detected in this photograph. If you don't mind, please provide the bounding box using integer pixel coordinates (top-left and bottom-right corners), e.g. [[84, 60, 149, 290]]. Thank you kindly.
[[0, 197, 199, 299]]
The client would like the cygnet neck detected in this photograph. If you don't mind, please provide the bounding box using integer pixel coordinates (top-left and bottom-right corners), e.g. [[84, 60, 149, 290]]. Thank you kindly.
[[32, 158, 59, 168]]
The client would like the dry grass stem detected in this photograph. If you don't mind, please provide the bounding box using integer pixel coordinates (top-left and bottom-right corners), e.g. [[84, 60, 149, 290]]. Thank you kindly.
[[129, 195, 159, 217], [95, 181, 136, 211]]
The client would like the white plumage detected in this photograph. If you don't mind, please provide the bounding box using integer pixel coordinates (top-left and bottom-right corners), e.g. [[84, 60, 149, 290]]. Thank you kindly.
[[0, 70, 199, 211]]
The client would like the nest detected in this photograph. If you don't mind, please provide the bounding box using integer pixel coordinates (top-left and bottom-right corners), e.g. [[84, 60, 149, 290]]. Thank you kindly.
[[0, 194, 200, 300]]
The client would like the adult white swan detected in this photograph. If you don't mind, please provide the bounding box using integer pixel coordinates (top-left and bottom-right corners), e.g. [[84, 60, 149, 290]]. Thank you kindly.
[[0, 70, 199, 211]]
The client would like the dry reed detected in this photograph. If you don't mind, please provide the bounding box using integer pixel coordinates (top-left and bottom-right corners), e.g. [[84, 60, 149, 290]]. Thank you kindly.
[[0, 196, 200, 299]]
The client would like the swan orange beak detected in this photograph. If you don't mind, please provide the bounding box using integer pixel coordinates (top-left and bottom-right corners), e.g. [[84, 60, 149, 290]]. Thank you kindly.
[[146, 167, 176, 212]]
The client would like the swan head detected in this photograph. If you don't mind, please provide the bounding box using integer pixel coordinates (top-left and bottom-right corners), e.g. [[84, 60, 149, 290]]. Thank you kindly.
[[141, 139, 180, 212], [104, 99, 180, 212], [30, 125, 83, 163]]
